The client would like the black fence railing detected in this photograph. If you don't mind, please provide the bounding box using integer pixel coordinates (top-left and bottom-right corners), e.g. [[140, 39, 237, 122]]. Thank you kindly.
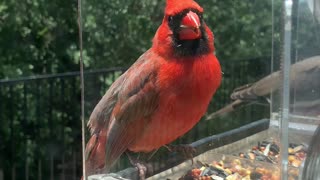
[[0, 68, 126, 180], [0, 57, 270, 180]]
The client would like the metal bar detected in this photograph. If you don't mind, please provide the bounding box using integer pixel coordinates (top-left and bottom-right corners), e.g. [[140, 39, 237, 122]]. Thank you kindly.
[[0, 168, 3, 180], [9, 85, 14, 180], [50, 154, 53, 180], [11, 164, 15, 180], [62, 155, 65, 180], [23, 83, 28, 131], [0, 57, 270, 85], [0, 67, 127, 85], [280, 1, 293, 180], [23, 83, 29, 180], [49, 80, 53, 137], [38, 160, 42, 180], [25, 156, 29, 180], [0, 85, 3, 180], [77, 0, 86, 177], [35, 82, 42, 180], [100, 119, 270, 180], [73, 152, 76, 180], [60, 79, 65, 180], [48, 79, 54, 180]]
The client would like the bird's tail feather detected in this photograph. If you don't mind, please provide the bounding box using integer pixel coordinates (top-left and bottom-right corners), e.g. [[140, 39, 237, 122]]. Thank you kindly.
[[84, 129, 107, 177]]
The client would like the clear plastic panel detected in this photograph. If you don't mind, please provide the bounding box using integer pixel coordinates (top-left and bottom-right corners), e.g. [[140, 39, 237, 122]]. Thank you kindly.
[[80, 0, 274, 179], [290, 0, 320, 121], [78, 0, 320, 179], [271, 0, 320, 179]]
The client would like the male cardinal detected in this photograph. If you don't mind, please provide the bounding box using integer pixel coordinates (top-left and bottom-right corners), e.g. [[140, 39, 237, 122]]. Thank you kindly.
[[85, 0, 222, 178]]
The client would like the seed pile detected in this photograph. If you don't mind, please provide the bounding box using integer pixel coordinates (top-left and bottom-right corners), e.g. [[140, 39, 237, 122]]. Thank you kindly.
[[236, 140, 307, 167], [179, 158, 281, 180], [179, 140, 307, 180]]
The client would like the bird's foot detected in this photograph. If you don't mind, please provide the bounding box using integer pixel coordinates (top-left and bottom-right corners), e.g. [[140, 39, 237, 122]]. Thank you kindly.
[[126, 152, 147, 180], [165, 144, 196, 164], [135, 162, 147, 180]]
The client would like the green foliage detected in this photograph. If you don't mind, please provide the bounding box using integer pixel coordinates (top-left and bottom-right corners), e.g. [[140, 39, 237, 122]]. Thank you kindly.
[[81, 0, 275, 69], [0, 0, 282, 77], [81, 0, 164, 68], [0, 0, 79, 79], [199, 0, 274, 60]]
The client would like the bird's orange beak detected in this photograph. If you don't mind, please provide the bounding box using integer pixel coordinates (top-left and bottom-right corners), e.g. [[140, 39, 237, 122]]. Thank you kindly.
[[179, 11, 201, 40]]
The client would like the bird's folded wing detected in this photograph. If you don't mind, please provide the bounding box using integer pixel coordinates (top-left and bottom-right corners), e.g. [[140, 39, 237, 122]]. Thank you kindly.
[[87, 50, 161, 169]]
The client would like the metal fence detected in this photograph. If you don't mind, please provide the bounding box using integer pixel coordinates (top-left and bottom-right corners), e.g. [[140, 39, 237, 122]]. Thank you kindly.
[[0, 57, 270, 180], [0, 68, 126, 180]]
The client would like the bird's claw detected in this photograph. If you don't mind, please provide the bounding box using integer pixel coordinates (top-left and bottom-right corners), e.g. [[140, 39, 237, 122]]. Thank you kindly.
[[126, 152, 148, 180], [135, 162, 147, 180]]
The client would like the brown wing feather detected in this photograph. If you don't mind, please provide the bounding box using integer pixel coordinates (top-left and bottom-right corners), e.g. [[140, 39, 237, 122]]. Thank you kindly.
[[105, 54, 159, 169], [87, 77, 125, 134], [86, 50, 160, 171], [87, 50, 155, 134]]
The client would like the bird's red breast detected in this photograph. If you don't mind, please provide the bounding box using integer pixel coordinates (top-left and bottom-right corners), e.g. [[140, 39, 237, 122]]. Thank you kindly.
[[128, 53, 221, 152]]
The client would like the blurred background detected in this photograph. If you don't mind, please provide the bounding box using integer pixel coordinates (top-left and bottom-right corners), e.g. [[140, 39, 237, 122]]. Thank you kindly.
[[0, 0, 319, 179]]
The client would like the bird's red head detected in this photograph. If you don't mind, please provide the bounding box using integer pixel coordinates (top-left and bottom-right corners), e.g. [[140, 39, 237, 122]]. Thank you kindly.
[[152, 0, 214, 58], [165, 0, 203, 40]]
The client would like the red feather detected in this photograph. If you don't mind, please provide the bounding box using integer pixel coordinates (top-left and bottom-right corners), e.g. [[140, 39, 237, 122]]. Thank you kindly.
[[165, 0, 203, 15]]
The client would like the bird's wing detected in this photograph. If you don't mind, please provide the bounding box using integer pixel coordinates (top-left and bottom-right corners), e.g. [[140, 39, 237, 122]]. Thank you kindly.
[[205, 99, 249, 120], [86, 50, 161, 169], [214, 56, 320, 120], [204, 56, 320, 121], [231, 56, 320, 101], [87, 72, 127, 135]]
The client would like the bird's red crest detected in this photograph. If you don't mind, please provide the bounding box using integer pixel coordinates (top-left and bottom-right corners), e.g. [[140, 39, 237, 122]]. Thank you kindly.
[[165, 0, 203, 15]]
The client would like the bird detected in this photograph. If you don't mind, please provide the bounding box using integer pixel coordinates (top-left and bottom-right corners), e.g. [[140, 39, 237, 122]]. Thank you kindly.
[[206, 56, 320, 120], [84, 0, 222, 179]]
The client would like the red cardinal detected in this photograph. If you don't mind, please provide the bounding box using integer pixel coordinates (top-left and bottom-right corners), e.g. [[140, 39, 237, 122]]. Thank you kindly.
[[85, 0, 222, 177]]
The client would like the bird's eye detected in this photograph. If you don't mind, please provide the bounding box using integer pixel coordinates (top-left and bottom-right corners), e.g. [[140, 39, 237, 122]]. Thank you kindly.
[[168, 16, 173, 22]]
